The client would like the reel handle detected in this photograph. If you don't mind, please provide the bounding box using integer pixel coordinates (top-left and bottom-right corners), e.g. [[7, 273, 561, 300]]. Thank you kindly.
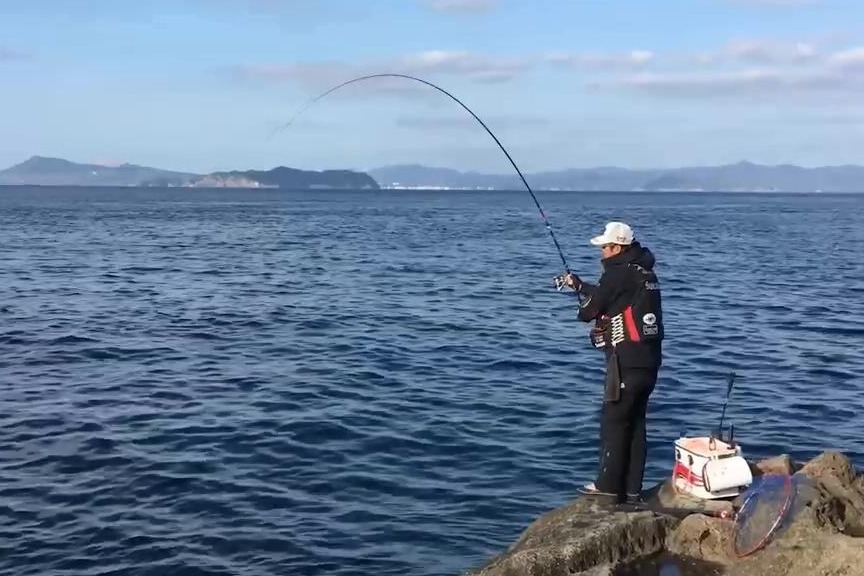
[[553, 274, 568, 291]]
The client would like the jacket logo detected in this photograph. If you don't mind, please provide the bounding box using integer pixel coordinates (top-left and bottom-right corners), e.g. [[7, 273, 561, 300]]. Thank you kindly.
[[642, 313, 659, 336]]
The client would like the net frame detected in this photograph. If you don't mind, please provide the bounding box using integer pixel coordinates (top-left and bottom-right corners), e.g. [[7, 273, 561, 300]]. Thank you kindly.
[[731, 473, 794, 558]]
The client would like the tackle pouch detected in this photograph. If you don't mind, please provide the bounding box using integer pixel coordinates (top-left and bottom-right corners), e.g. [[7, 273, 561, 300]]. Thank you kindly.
[[604, 350, 622, 403], [590, 326, 606, 349], [590, 316, 610, 350]]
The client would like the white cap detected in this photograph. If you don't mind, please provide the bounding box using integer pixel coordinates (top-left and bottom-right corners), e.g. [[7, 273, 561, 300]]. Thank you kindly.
[[590, 221, 634, 246]]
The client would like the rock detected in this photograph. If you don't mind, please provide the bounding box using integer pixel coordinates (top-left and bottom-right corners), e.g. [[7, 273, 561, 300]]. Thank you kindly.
[[724, 527, 864, 576], [666, 514, 733, 564], [609, 552, 725, 575], [752, 454, 796, 476], [462, 497, 676, 576], [462, 451, 864, 576], [782, 451, 864, 537], [800, 451, 857, 486]]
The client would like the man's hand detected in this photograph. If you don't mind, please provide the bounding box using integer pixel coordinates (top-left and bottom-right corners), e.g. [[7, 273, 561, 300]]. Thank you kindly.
[[564, 273, 582, 290], [554, 272, 582, 291]]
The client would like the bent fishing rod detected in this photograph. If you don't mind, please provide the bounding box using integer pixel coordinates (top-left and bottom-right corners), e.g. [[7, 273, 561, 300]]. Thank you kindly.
[[270, 72, 577, 290]]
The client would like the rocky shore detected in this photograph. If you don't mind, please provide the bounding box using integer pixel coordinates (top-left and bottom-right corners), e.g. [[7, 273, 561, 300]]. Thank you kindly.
[[462, 451, 864, 576]]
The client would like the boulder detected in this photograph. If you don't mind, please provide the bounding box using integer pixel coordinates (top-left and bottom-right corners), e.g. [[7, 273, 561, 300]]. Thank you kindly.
[[752, 454, 796, 476], [800, 451, 857, 486], [462, 451, 864, 576], [723, 517, 864, 576], [665, 514, 733, 564], [801, 452, 864, 537], [462, 496, 676, 576]]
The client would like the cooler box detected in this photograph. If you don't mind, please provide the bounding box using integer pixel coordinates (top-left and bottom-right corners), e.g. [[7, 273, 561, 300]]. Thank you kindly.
[[672, 436, 753, 500]]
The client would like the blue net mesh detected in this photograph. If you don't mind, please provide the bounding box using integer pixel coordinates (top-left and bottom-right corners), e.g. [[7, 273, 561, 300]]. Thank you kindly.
[[732, 474, 795, 557]]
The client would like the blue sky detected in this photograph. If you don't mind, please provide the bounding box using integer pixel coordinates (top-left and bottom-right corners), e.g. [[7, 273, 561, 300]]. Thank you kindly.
[[1, 0, 863, 173]]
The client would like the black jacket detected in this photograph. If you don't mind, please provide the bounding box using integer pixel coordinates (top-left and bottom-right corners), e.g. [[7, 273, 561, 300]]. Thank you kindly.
[[576, 241, 663, 369]]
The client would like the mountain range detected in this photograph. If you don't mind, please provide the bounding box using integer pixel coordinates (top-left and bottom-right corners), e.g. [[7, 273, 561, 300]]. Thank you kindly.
[[367, 162, 864, 192], [2, 156, 863, 192]]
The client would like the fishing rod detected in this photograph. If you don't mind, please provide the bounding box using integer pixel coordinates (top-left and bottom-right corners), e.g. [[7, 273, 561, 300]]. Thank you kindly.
[[270, 72, 576, 287]]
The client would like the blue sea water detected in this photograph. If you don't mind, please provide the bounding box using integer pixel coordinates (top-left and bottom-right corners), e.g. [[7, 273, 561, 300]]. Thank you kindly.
[[0, 186, 863, 576]]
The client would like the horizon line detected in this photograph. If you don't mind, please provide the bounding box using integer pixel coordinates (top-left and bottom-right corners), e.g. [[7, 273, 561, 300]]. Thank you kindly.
[[6, 154, 864, 175]]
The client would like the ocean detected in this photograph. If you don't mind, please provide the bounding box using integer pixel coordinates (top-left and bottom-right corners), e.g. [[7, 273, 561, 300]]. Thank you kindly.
[[1, 186, 863, 576]]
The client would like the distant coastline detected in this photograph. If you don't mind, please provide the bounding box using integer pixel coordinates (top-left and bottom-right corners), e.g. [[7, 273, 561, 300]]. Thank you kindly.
[[0, 156, 379, 190], [367, 162, 863, 193], [1, 156, 863, 193]]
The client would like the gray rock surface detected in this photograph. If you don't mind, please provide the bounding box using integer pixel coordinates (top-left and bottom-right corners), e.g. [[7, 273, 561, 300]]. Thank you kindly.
[[462, 451, 863, 576], [462, 496, 676, 576]]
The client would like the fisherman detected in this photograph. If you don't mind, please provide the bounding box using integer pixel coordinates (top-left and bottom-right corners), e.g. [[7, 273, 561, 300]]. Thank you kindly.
[[560, 221, 663, 505]]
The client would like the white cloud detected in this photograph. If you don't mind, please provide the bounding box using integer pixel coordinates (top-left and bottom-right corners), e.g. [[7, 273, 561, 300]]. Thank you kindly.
[[395, 113, 551, 130], [582, 38, 864, 101], [685, 38, 822, 66], [237, 50, 529, 92], [611, 69, 794, 94], [398, 50, 526, 80], [594, 66, 863, 100], [237, 37, 864, 104], [545, 50, 655, 69], [722, 39, 818, 64], [827, 47, 864, 70], [427, 0, 498, 13]]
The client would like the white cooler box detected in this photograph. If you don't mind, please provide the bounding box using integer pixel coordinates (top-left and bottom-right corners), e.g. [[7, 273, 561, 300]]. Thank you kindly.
[[672, 436, 753, 499]]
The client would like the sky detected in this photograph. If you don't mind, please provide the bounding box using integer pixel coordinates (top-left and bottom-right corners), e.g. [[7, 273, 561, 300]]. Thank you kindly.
[[1, 0, 863, 174]]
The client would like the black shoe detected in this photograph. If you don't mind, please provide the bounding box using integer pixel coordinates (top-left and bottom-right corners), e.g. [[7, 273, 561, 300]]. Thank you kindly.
[[625, 493, 644, 506]]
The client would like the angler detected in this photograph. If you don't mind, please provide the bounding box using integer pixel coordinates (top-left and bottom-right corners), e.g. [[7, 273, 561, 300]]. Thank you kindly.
[[560, 221, 663, 505]]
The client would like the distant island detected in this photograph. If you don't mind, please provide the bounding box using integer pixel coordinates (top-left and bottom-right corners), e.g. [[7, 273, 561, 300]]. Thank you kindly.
[[0, 156, 379, 190], [1, 155, 863, 192]]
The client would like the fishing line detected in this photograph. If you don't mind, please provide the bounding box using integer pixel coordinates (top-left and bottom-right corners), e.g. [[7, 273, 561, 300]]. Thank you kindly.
[[270, 72, 574, 279]]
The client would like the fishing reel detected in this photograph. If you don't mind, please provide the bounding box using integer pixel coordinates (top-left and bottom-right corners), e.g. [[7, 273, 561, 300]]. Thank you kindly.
[[553, 272, 580, 293], [553, 273, 570, 292]]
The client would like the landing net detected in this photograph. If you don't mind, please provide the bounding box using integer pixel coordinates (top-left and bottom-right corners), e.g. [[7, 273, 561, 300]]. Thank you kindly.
[[732, 473, 794, 558]]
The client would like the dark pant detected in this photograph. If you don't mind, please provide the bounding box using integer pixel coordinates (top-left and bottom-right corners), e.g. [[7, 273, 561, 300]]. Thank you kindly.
[[594, 365, 658, 500]]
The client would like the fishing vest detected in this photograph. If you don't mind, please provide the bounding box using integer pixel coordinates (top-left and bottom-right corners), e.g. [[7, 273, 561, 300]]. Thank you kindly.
[[591, 263, 663, 350]]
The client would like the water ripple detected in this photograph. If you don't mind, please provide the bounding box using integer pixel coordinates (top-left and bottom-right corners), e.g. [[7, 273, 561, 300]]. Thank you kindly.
[[0, 187, 863, 576]]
